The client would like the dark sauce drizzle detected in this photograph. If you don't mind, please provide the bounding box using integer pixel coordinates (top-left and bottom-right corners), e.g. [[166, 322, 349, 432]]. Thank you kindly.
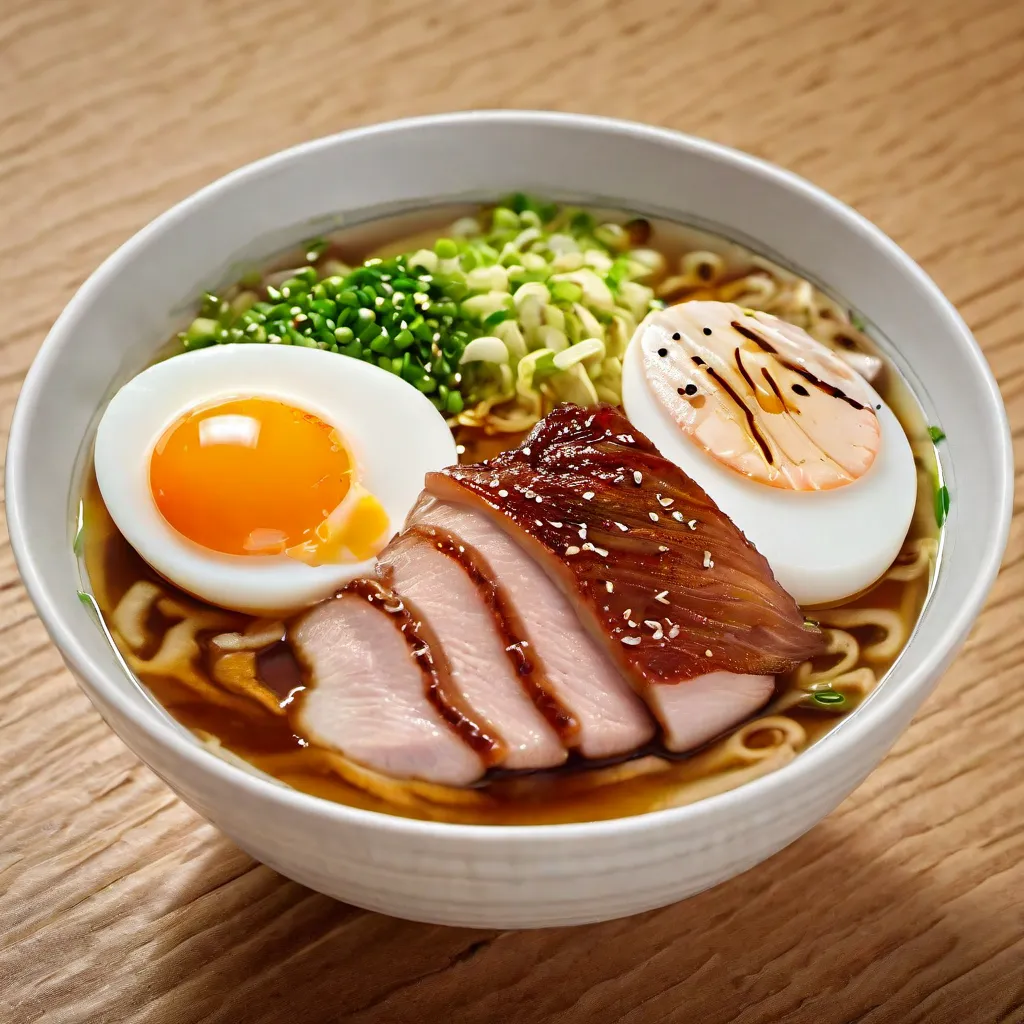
[[407, 525, 580, 744], [704, 364, 775, 464], [345, 577, 504, 763], [730, 320, 866, 411]]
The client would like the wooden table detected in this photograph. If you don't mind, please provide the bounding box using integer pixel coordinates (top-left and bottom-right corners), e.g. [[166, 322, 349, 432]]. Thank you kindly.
[[2, 1, 1022, 1021]]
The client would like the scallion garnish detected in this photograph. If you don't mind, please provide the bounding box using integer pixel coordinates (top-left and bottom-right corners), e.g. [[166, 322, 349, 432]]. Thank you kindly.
[[176, 196, 661, 416], [810, 690, 846, 707], [927, 425, 946, 444], [935, 484, 951, 527]]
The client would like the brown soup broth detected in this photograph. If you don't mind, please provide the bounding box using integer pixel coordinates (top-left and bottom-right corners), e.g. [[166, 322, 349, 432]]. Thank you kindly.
[[79, 206, 940, 825]]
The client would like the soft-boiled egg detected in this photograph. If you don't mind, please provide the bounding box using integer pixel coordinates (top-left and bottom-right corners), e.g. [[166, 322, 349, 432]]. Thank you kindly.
[[95, 345, 457, 615], [622, 301, 917, 606]]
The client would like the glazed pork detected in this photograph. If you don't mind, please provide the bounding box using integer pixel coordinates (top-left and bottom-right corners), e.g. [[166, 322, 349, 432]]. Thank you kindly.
[[428, 405, 822, 686], [296, 404, 825, 783], [292, 584, 486, 786], [379, 531, 567, 772], [409, 495, 656, 759]]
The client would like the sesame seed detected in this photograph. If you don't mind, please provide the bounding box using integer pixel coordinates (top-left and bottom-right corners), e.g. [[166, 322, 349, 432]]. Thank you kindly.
[[623, 609, 632, 620], [605, 581, 614, 593], [658, 545, 670, 553], [653, 628, 664, 640], [633, 471, 643, 485], [643, 619, 661, 630], [522, 447, 531, 456], [669, 625, 681, 639], [672, 511, 684, 522], [593, 546, 609, 557], [627, 620, 638, 628], [614, 521, 629, 532], [617, 434, 635, 443], [578, 526, 588, 539], [655, 591, 669, 604], [583, 491, 595, 500], [649, 512, 659, 522], [535, 519, 543, 526], [535, 495, 543, 503], [622, 636, 641, 646], [524, 490, 536, 499], [549, 521, 563, 528], [703, 550, 714, 568], [582, 542, 595, 552], [498, 489, 509, 498], [488, 480, 499, 488], [565, 545, 581, 555], [705, 649, 713, 657], [688, 520, 697, 530], [657, 494, 674, 507]]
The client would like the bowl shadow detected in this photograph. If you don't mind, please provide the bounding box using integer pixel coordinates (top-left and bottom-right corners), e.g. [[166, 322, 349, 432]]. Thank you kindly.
[[120, 809, 1021, 1024]]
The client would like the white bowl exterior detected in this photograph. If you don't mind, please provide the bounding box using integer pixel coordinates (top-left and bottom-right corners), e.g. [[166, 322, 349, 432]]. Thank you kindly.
[[8, 112, 1013, 928]]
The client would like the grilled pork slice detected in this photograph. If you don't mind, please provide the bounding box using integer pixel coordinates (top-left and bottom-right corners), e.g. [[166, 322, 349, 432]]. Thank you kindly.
[[292, 588, 484, 786], [427, 404, 824, 748], [645, 672, 775, 752], [427, 404, 824, 688], [409, 495, 656, 759], [379, 531, 567, 772]]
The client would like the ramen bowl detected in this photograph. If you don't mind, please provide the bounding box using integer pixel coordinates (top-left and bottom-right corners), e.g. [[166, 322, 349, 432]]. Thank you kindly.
[[7, 112, 1012, 928]]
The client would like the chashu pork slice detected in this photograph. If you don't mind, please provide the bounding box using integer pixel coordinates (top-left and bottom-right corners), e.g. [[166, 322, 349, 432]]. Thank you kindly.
[[292, 587, 484, 786], [645, 672, 775, 752], [409, 495, 655, 759], [427, 404, 825, 751], [379, 531, 567, 772]]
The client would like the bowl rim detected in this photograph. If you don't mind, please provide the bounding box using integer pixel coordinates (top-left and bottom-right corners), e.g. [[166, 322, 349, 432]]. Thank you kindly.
[[7, 109, 1014, 842]]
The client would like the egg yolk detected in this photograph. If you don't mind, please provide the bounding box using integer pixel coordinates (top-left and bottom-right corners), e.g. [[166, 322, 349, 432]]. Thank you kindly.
[[150, 397, 382, 560]]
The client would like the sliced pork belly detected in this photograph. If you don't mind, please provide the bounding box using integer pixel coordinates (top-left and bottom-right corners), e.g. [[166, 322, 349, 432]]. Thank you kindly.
[[379, 532, 567, 772], [292, 588, 484, 786], [409, 495, 656, 759], [427, 404, 825, 693], [645, 672, 775, 752]]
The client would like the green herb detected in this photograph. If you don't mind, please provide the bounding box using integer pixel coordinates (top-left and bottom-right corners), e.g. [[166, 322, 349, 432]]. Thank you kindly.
[[810, 690, 846, 707], [178, 195, 660, 419], [303, 238, 329, 263], [927, 425, 946, 444], [483, 309, 513, 327], [935, 484, 951, 527], [73, 501, 85, 557], [849, 311, 868, 332]]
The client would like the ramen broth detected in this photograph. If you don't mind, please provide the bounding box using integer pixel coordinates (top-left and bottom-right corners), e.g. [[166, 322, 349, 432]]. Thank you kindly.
[[79, 207, 940, 825]]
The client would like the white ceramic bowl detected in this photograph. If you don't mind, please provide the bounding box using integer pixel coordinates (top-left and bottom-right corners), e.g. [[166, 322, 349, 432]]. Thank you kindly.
[[7, 112, 1013, 929]]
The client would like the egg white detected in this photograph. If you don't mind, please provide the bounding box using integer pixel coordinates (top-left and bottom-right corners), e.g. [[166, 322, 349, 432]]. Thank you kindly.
[[621, 328, 917, 606], [94, 345, 458, 615]]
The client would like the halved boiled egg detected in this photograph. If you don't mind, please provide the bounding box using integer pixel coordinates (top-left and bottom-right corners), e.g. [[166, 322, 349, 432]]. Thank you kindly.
[[95, 345, 457, 614], [622, 301, 917, 606]]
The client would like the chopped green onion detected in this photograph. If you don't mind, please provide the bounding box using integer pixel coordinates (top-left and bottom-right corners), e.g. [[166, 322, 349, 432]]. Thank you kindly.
[[810, 690, 846, 707], [935, 484, 950, 527], [434, 237, 459, 259], [927, 425, 946, 444], [172, 195, 660, 426]]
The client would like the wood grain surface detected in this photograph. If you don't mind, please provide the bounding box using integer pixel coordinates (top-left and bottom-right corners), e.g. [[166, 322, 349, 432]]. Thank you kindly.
[[2, 1, 1023, 1021]]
